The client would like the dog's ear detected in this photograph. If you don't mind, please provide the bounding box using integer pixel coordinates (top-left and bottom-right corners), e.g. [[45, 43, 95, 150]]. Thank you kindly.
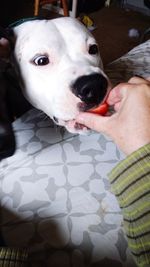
[[0, 26, 14, 60], [0, 26, 16, 159], [0, 37, 11, 60], [0, 71, 16, 160]]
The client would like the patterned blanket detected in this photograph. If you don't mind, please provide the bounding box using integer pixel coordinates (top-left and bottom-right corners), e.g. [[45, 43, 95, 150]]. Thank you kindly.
[[0, 40, 150, 267]]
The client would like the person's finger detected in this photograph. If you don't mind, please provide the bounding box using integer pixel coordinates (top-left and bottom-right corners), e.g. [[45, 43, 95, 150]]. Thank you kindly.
[[128, 76, 150, 84], [76, 112, 110, 133], [106, 83, 128, 105]]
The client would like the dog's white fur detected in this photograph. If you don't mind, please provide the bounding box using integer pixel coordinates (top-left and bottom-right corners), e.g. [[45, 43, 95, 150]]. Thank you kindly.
[[12, 17, 109, 133]]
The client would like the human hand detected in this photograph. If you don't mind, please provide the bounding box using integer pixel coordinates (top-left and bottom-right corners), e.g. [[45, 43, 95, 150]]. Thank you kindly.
[[76, 76, 150, 155]]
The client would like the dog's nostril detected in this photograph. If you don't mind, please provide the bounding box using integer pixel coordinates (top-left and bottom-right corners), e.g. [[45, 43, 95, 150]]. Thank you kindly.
[[81, 86, 93, 100]]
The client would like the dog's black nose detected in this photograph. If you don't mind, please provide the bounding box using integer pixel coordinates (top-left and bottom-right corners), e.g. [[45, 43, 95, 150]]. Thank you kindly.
[[72, 73, 108, 105]]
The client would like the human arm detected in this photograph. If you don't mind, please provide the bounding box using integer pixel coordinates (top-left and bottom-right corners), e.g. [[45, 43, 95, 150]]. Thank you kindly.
[[108, 144, 150, 267], [76, 76, 150, 266]]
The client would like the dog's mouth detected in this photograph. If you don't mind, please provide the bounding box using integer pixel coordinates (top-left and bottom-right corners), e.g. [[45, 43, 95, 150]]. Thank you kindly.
[[52, 79, 111, 133], [53, 115, 88, 134], [52, 102, 99, 134], [65, 120, 88, 133]]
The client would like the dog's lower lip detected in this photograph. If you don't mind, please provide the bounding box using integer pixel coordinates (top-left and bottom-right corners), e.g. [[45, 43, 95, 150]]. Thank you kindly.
[[75, 122, 86, 130], [52, 117, 88, 132], [66, 119, 88, 131]]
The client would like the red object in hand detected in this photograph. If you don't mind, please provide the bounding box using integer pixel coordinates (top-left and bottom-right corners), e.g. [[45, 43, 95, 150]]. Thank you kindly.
[[88, 102, 108, 115]]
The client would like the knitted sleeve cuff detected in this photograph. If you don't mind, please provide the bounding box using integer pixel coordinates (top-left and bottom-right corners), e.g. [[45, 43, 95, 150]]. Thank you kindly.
[[108, 143, 150, 209], [0, 247, 28, 267]]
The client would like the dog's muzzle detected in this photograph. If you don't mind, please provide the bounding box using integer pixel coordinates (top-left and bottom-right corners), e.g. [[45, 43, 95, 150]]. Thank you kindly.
[[72, 73, 108, 108]]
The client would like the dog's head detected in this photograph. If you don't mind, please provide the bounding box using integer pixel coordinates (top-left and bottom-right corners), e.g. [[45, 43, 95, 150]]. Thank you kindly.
[[11, 17, 111, 133]]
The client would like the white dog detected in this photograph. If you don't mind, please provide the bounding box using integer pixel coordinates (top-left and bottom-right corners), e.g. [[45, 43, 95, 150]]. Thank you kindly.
[[8, 17, 110, 133]]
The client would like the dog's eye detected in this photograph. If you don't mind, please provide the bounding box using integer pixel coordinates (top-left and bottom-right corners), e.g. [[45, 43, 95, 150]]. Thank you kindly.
[[33, 55, 49, 66], [88, 44, 98, 55]]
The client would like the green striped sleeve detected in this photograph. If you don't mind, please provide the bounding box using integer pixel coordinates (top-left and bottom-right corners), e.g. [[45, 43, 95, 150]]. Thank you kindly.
[[0, 247, 28, 267], [108, 143, 150, 267]]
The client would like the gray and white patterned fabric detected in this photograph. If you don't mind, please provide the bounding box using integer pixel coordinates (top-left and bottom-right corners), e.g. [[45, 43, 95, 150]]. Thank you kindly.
[[0, 40, 150, 267]]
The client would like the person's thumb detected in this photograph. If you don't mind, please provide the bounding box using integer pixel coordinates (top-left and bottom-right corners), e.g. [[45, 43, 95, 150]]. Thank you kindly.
[[76, 112, 110, 133]]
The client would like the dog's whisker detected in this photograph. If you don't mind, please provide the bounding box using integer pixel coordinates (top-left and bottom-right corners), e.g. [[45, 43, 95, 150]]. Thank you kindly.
[[43, 115, 49, 121], [38, 111, 46, 118], [38, 112, 50, 121]]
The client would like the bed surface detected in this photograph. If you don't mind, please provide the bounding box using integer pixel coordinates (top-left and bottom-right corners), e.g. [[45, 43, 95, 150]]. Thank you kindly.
[[0, 40, 150, 267]]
